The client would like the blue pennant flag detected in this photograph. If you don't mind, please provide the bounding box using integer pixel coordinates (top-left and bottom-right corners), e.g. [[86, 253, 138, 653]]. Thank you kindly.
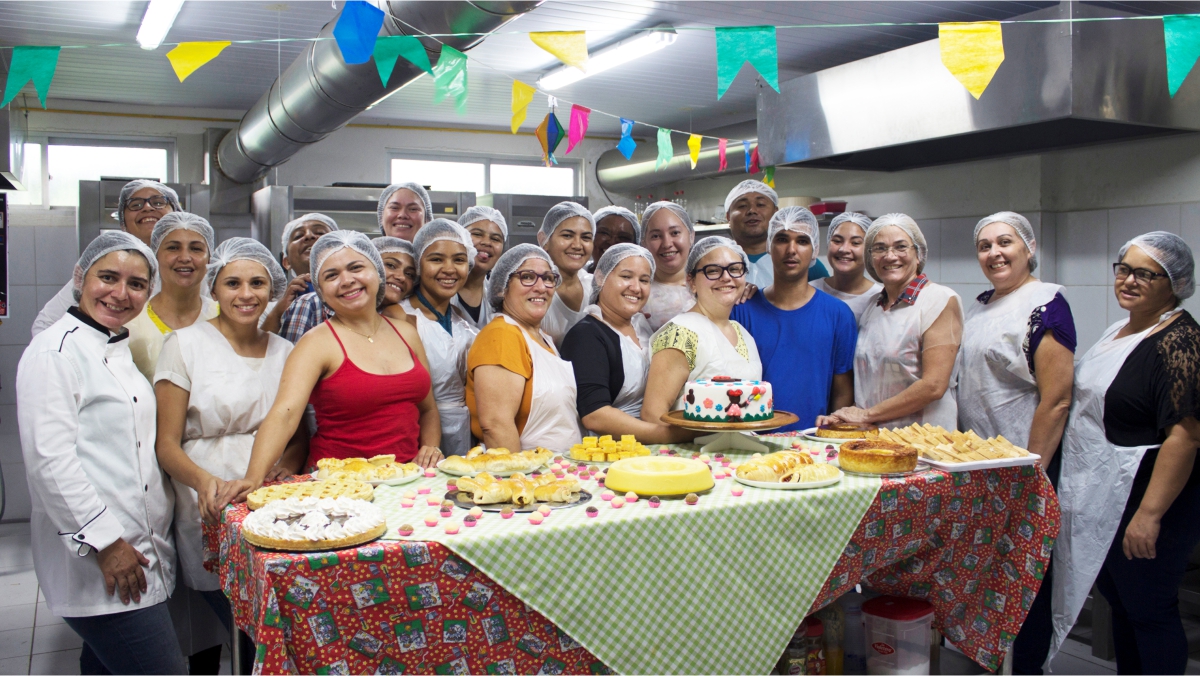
[[617, 118, 637, 160], [334, 1, 386, 65], [743, 140, 752, 173]]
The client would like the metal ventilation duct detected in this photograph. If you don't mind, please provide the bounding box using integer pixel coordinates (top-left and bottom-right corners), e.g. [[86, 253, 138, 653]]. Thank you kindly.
[[217, 1, 542, 184], [758, 2, 1200, 171]]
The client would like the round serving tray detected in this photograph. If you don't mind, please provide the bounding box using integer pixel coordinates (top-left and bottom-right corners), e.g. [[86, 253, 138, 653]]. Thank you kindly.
[[733, 470, 843, 490], [243, 523, 387, 552], [831, 458, 932, 479], [660, 409, 800, 432], [444, 489, 592, 513]]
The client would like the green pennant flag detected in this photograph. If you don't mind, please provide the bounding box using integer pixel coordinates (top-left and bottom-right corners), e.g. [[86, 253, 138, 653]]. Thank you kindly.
[[656, 127, 674, 171], [1164, 15, 1200, 96], [432, 45, 468, 112], [2, 46, 61, 108], [374, 35, 432, 87], [714, 26, 779, 99]]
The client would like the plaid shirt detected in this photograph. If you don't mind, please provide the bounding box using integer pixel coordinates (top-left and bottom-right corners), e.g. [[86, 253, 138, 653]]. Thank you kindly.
[[878, 273, 929, 308], [278, 292, 334, 343]]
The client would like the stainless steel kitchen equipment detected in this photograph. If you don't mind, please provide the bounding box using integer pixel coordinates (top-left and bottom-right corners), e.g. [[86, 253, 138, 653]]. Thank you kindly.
[[477, 193, 589, 248]]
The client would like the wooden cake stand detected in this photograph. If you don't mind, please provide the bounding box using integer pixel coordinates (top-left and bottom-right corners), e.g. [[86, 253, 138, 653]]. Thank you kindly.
[[660, 410, 800, 454]]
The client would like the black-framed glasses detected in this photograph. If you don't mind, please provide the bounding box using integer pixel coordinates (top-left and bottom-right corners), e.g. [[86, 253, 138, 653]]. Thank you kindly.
[[511, 270, 561, 288], [692, 262, 748, 280], [126, 196, 170, 211], [1113, 263, 1170, 284]]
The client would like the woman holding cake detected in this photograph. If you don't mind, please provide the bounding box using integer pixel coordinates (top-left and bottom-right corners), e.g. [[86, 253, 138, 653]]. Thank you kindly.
[[825, 214, 962, 430], [1053, 232, 1200, 675], [538, 201, 596, 346], [18, 231, 187, 674], [467, 244, 581, 453], [641, 236, 763, 424], [398, 220, 479, 456], [641, 201, 697, 331], [811, 212, 882, 323], [225, 231, 441, 504], [562, 243, 694, 443]]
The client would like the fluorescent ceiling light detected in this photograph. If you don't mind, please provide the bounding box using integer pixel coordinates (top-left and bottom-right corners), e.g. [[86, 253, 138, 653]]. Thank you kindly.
[[137, 0, 185, 50], [537, 26, 677, 91]]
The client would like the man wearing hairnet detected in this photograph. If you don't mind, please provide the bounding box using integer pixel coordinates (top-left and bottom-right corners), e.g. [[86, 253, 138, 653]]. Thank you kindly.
[[261, 213, 339, 334], [732, 207, 857, 431], [724, 180, 829, 289]]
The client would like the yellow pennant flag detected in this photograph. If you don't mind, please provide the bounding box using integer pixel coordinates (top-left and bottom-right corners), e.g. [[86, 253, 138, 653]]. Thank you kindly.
[[939, 22, 1004, 99], [166, 41, 232, 83], [511, 80, 536, 134], [687, 134, 702, 169], [530, 31, 588, 71]]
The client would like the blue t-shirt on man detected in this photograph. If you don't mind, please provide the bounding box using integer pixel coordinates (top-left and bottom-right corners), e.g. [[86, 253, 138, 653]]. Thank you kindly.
[[731, 288, 857, 431]]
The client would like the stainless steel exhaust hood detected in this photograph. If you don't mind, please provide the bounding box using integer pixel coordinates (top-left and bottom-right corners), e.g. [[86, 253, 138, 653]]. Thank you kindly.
[[757, 2, 1200, 172]]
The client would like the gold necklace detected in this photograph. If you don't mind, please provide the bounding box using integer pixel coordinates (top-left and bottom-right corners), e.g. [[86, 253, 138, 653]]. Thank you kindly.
[[334, 316, 382, 343]]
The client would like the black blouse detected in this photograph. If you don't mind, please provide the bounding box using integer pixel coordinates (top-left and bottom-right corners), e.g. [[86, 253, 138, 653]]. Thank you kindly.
[[560, 315, 625, 419], [1104, 311, 1200, 507]]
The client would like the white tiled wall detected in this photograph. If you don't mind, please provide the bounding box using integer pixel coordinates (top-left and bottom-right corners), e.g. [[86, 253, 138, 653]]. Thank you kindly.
[[1, 207, 79, 522]]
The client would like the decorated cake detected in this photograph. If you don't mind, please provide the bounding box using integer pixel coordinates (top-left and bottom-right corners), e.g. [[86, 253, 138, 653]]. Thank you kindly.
[[242, 497, 386, 551], [604, 456, 714, 497], [681, 376, 773, 423]]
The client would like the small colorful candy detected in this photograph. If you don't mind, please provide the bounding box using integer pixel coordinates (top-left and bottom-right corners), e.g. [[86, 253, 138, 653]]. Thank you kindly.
[[611, 497, 625, 509], [552, 455, 563, 464], [528, 513, 544, 525], [501, 506, 514, 520], [601, 490, 615, 501], [403, 490, 417, 499], [469, 507, 483, 520], [586, 506, 599, 518], [713, 470, 726, 480], [439, 509, 452, 518], [715, 453, 725, 461], [721, 459, 731, 467], [624, 491, 638, 503], [417, 486, 431, 495], [685, 493, 699, 506], [648, 496, 661, 509], [731, 486, 745, 497], [596, 473, 606, 484], [588, 465, 599, 474], [537, 505, 552, 517], [691, 452, 701, 460], [424, 516, 438, 527], [445, 478, 457, 489], [441, 500, 455, 510], [699, 454, 711, 464], [667, 449, 677, 456], [424, 468, 437, 478], [658, 446, 670, 455], [400, 499, 415, 509], [444, 521, 460, 535], [464, 515, 477, 528], [398, 524, 414, 537], [426, 497, 440, 506]]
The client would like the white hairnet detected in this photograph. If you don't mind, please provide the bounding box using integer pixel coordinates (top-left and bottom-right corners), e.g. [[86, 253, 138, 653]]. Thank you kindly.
[[828, 212, 872, 245], [372, 236, 415, 258], [592, 243, 655, 294], [593, 206, 642, 245], [641, 201, 695, 236], [723, 179, 779, 215], [310, 230, 388, 307], [686, 236, 749, 276], [281, 213, 339, 252], [487, 243, 558, 313], [206, 237, 288, 302], [413, 218, 478, 272], [377, 182, 432, 232], [113, 179, 182, 223], [150, 211, 216, 254], [974, 211, 1038, 273], [1119, 231, 1196, 301], [72, 230, 158, 302], [538, 201, 595, 245], [864, 213, 929, 282], [458, 205, 508, 241], [768, 206, 820, 265]]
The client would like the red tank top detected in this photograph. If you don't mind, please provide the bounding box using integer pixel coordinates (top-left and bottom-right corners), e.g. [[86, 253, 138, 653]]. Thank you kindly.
[[307, 318, 432, 466]]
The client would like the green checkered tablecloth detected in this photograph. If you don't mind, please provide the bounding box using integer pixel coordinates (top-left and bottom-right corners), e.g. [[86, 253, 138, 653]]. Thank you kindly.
[[374, 437, 880, 674]]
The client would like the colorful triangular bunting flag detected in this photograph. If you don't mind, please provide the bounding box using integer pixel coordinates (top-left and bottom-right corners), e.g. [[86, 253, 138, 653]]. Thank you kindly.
[[1164, 15, 1200, 96], [763, 166, 775, 188], [939, 22, 1005, 99], [432, 45, 468, 112], [617, 118, 637, 160], [566, 104, 590, 154], [333, 0, 386, 65], [742, 140, 752, 172], [687, 134, 702, 169], [718, 138, 728, 172], [529, 31, 588, 71], [373, 35, 431, 87], [165, 41, 230, 83], [749, 145, 761, 173], [2, 46, 60, 108], [511, 80, 536, 133], [656, 128, 673, 171], [715, 26, 779, 99]]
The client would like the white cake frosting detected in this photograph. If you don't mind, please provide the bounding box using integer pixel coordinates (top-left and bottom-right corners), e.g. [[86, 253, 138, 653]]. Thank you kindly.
[[243, 497, 385, 542], [682, 377, 774, 422]]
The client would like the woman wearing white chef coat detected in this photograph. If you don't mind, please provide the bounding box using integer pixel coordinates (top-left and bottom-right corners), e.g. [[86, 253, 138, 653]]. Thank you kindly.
[[399, 220, 479, 456], [1051, 232, 1200, 674], [561, 244, 693, 443], [826, 213, 961, 430], [17, 231, 186, 675], [537, 201, 595, 346], [956, 212, 1077, 675]]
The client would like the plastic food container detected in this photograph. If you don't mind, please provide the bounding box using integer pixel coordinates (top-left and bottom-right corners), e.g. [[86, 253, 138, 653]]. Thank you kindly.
[[862, 596, 933, 675], [809, 201, 848, 215]]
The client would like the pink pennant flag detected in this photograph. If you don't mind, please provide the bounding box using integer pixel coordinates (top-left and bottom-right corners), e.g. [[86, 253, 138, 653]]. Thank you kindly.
[[566, 104, 591, 155], [718, 138, 728, 172]]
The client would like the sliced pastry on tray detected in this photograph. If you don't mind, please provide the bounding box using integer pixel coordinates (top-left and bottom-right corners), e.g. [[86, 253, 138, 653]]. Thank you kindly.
[[439, 446, 554, 476], [736, 451, 841, 484], [455, 472, 581, 506]]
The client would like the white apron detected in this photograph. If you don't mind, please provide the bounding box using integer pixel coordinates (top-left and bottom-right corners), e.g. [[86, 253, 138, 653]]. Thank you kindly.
[[854, 282, 960, 430], [957, 281, 1063, 448], [653, 312, 763, 411], [811, 278, 883, 325], [1047, 310, 1179, 666], [642, 280, 695, 332], [501, 314, 582, 453], [581, 307, 651, 435], [155, 322, 292, 590], [541, 269, 594, 347], [401, 298, 479, 456], [452, 289, 494, 330]]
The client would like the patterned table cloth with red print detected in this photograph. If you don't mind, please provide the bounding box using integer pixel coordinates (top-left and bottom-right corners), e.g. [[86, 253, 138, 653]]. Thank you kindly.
[[205, 445, 1058, 674]]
